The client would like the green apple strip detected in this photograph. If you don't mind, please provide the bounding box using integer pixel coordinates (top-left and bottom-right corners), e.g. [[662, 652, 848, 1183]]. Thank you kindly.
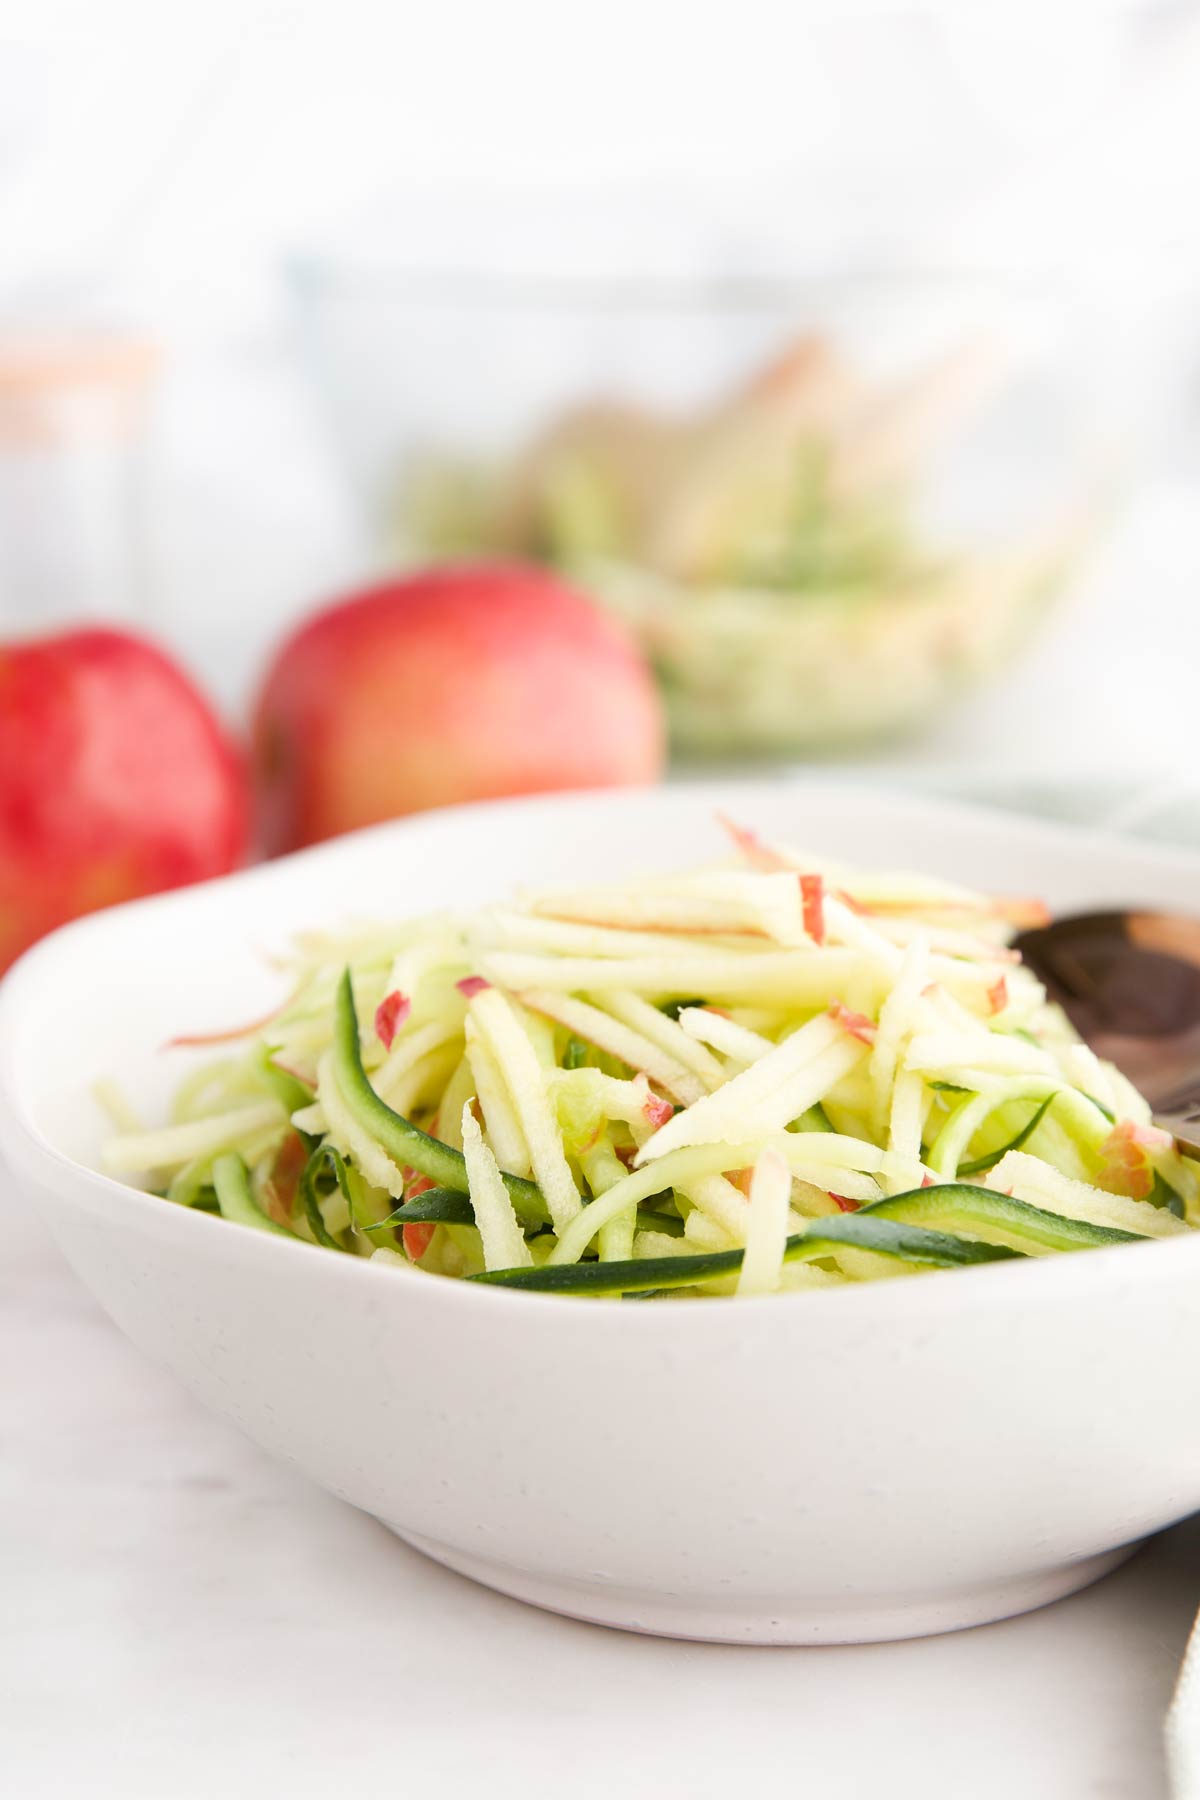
[[102, 1100, 287, 1175], [985, 1152, 1189, 1239], [518, 987, 704, 1105], [465, 1013, 532, 1177], [466, 986, 581, 1233], [633, 1013, 864, 1164], [460, 1105, 533, 1271], [676, 1006, 776, 1065], [736, 1149, 792, 1296], [479, 948, 868, 1004]]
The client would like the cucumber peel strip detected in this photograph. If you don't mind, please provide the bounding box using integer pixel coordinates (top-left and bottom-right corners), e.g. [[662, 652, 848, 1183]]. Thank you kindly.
[[333, 969, 549, 1227], [957, 1093, 1059, 1176], [363, 1187, 687, 1237], [471, 1209, 1022, 1295], [366, 1186, 478, 1229], [866, 1182, 1141, 1253], [946, 1085, 1184, 1213], [633, 1208, 686, 1237], [299, 1142, 354, 1250], [932, 1081, 1116, 1181], [472, 1178, 1152, 1293], [212, 1152, 296, 1239]]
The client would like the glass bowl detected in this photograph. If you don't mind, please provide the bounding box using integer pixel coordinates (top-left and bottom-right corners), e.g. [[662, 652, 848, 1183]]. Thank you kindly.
[[288, 254, 1103, 759]]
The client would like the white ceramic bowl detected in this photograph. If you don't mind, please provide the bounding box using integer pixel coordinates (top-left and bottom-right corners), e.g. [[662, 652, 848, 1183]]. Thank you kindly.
[[3, 781, 1200, 1646]]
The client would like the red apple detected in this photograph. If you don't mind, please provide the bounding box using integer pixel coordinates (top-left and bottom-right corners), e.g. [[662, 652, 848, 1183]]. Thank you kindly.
[[0, 627, 249, 972], [252, 564, 666, 854]]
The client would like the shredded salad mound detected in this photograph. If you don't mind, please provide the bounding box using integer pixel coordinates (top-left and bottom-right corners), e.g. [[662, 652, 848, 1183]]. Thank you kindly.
[[99, 820, 1198, 1298]]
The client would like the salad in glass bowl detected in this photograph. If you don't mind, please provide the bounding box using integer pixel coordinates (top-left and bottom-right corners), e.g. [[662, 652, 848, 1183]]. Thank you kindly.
[[399, 335, 1086, 756], [292, 257, 1098, 761]]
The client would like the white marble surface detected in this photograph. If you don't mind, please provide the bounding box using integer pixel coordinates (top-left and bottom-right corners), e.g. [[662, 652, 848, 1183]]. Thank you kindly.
[[4, 1174, 1198, 1800]]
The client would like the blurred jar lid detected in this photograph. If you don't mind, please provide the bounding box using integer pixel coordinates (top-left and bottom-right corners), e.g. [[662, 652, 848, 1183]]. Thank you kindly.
[[0, 332, 157, 447], [0, 333, 157, 390]]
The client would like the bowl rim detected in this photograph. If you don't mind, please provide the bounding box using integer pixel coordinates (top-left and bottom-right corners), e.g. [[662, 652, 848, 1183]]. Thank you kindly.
[[4, 778, 1200, 1332]]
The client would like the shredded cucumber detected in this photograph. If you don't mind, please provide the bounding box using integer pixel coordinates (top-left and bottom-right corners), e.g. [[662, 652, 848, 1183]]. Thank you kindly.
[[109, 830, 1199, 1298], [212, 1153, 295, 1238], [299, 1142, 352, 1250], [865, 1183, 1139, 1254], [370, 1187, 478, 1227], [331, 971, 549, 1227], [472, 1211, 1021, 1296]]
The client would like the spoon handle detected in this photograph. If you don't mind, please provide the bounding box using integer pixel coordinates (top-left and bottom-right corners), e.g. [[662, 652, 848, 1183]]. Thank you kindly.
[[1152, 1110, 1200, 1159]]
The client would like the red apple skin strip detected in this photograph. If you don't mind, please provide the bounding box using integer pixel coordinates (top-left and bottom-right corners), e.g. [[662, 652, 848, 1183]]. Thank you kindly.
[[643, 1091, 673, 1128], [400, 1169, 438, 1264], [800, 874, 825, 944], [374, 991, 411, 1051], [830, 1002, 877, 1045], [167, 1002, 285, 1049], [403, 1222, 437, 1259], [1097, 1120, 1173, 1202], [714, 812, 792, 872]]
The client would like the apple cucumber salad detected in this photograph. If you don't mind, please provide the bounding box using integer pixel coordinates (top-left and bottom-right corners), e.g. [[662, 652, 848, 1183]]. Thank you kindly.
[[99, 819, 1198, 1299]]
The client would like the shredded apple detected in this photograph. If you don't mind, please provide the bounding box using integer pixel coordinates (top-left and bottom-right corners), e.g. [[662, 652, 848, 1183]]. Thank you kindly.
[[101, 818, 1197, 1298]]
